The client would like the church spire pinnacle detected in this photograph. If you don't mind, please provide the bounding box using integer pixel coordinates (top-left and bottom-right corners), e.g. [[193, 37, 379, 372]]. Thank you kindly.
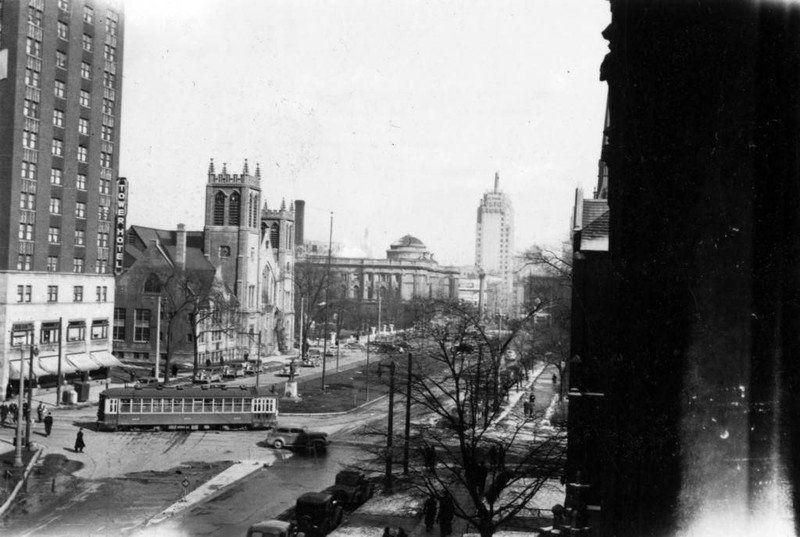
[[494, 172, 499, 192], [208, 158, 215, 175]]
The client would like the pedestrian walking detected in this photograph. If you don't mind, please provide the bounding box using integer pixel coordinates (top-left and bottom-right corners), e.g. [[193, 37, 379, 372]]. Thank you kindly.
[[37, 401, 45, 422], [44, 411, 53, 436], [437, 493, 455, 537], [423, 494, 438, 531], [476, 460, 488, 497], [74, 428, 85, 453], [529, 393, 536, 406], [523, 400, 531, 418], [552, 373, 558, 384], [22, 401, 29, 422], [0, 402, 8, 426], [10, 402, 18, 424], [488, 444, 498, 471]]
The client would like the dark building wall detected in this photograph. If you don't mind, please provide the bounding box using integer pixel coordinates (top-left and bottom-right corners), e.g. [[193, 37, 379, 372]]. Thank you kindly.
[[601, 1, 800, 536]]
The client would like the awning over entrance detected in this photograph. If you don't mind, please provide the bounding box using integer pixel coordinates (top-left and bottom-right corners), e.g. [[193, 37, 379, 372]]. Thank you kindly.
[[8, 358, 49, 380], [90, 351, 123, 368], [38, 355, 78, 376], [65, 353, 99, 372]]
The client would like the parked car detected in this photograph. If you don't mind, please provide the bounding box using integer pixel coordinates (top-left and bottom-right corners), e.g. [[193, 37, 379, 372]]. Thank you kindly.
[[276, 365, 300, 377], [301, 358, 320, 368], [265, 426, 330, 451], [327, 470, 374, 508], [293, 492, 343, 537], [246, 519, 295, 537], [195, 369, 222, 384], [222, 365, 245, 378]]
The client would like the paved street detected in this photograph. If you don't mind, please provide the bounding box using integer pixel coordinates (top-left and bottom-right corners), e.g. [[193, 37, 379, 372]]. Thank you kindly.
[[0, 359, 562, 537]]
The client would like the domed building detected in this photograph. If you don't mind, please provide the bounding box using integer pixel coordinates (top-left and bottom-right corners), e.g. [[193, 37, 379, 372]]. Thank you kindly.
[[296, 233, 459, 330]]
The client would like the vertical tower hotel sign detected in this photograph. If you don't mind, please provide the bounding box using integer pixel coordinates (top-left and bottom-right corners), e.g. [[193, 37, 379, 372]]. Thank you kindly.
[[115, 177, 128, 275]]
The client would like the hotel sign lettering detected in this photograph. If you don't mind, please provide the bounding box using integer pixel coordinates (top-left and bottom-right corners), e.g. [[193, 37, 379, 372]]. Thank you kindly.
[[114, 177, 128, 275]]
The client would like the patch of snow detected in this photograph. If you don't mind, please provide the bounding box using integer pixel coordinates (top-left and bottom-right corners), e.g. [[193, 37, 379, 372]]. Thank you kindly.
[[330, 527, 386, 537], [357, 490, 426, 517]]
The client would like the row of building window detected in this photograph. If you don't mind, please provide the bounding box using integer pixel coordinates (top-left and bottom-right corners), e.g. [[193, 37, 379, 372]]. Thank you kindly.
[[21, 163, 112, 195], [16, 254, 108, 274], [114, 308, 151, 342], [11, 319, 109, 346], [16, 284, 107, 303]]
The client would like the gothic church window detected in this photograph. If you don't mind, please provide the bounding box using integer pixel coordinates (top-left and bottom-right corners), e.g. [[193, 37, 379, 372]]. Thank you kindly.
[[229, 192, 241, 226], [270, 223, 279, 249], [214, 192, 225, 225]]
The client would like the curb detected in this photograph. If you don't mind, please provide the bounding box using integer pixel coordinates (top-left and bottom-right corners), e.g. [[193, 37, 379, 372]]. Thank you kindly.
[[0, 446, 45, 518], [282, 393, 390, 417]]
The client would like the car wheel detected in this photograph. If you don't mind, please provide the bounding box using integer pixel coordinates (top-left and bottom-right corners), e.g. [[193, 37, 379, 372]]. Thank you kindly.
[[272, 439, 284, 449]]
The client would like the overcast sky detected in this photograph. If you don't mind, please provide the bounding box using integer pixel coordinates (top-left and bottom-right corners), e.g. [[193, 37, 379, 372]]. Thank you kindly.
[[119, 0, 609, 266]]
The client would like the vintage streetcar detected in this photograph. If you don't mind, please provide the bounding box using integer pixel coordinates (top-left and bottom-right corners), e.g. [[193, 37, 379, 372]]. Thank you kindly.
[[96, 385, 278, 432]]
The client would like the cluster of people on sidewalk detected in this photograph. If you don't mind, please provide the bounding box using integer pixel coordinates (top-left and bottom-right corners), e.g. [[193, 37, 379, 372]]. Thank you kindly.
[[423, 492, 456, 536], [1, 400, 56, 436]]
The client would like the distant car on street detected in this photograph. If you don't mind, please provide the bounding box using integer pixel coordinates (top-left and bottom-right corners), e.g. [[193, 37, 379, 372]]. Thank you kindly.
[[276, 365, 300, 377], [265, 426, 329, 451], [326, 470, 374, 507], [301, 357, 320, 367], [195, 369, 222, 384]]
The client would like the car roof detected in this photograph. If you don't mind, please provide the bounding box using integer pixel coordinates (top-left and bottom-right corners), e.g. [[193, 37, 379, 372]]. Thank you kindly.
[[249, 520, 292, 532], [297, 492, 332, 503]]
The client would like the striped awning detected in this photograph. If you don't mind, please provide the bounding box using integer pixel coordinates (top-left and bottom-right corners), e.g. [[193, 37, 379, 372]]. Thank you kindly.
[[8, 358, 48, 379], [90, 351, 123, 368], [38, 355, 78, 375], [65, 353, 99, 372]]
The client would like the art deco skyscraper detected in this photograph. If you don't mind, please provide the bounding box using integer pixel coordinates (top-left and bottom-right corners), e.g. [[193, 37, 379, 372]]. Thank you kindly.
[[0, 0, 124, 397], [475, 172, 514, 314]]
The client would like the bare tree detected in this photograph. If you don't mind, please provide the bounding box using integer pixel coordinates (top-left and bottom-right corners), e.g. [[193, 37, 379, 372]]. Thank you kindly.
[[293, 260, 331, 356], [156, 267, 241, 382], [363, 298, 566, 537]]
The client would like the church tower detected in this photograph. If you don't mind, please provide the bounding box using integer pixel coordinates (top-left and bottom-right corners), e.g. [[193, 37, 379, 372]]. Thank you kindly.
[[204, 159, 262, 316], [262, 199, 295, 351]]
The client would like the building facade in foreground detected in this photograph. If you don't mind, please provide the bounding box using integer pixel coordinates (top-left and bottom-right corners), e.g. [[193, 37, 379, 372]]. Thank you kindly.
[[0, 0, 125, 399], [561, 3, 800, 536]]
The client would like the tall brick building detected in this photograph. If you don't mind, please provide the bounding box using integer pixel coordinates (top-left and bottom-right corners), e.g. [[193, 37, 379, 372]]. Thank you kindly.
[[0, 0, 124, 398]]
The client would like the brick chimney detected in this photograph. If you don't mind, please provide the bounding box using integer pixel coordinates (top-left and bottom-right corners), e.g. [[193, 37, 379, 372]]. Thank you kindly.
[[176, 224, 186, 269]]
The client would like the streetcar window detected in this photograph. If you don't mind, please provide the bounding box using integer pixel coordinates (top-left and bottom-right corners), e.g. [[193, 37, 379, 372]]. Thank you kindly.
[[108, 398, 119, 413], [222, 398, 232, 412], [172, 398, 182, 413], [152, 398, 162, 413], [243, 398, 252, 412], [203, 398, 213, 412], [120, 398, 131, 413], [141, 398, 151, 413], [192, 399, 203, 413]]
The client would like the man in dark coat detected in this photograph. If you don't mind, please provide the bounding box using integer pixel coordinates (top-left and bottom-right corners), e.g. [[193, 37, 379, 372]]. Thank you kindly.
[[0, 402, 8, 426], [476, 461, 489, 497], [423, 495, 438, 531], [437, 493, 455, 537], [74, 428, 85, 452], [44, 412, 53, 436]]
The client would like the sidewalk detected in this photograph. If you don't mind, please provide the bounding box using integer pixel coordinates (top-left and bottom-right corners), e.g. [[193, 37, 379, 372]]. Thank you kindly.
[[331, 363, 563, 537]]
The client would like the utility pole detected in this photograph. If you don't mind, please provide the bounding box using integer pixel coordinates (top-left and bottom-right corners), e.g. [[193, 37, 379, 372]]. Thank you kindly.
[[321, 211, 333, 392], [14, 348, 25, 467], [365, 331, 370, 401], [155, 296, 162, 382], [25, 344, 38, 448], [299, 297, 305, 360], [403, 352, 412, 474], [255, 331, 262, 387], [385, 361, 396, 491], [56, 317, 63, 407]]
